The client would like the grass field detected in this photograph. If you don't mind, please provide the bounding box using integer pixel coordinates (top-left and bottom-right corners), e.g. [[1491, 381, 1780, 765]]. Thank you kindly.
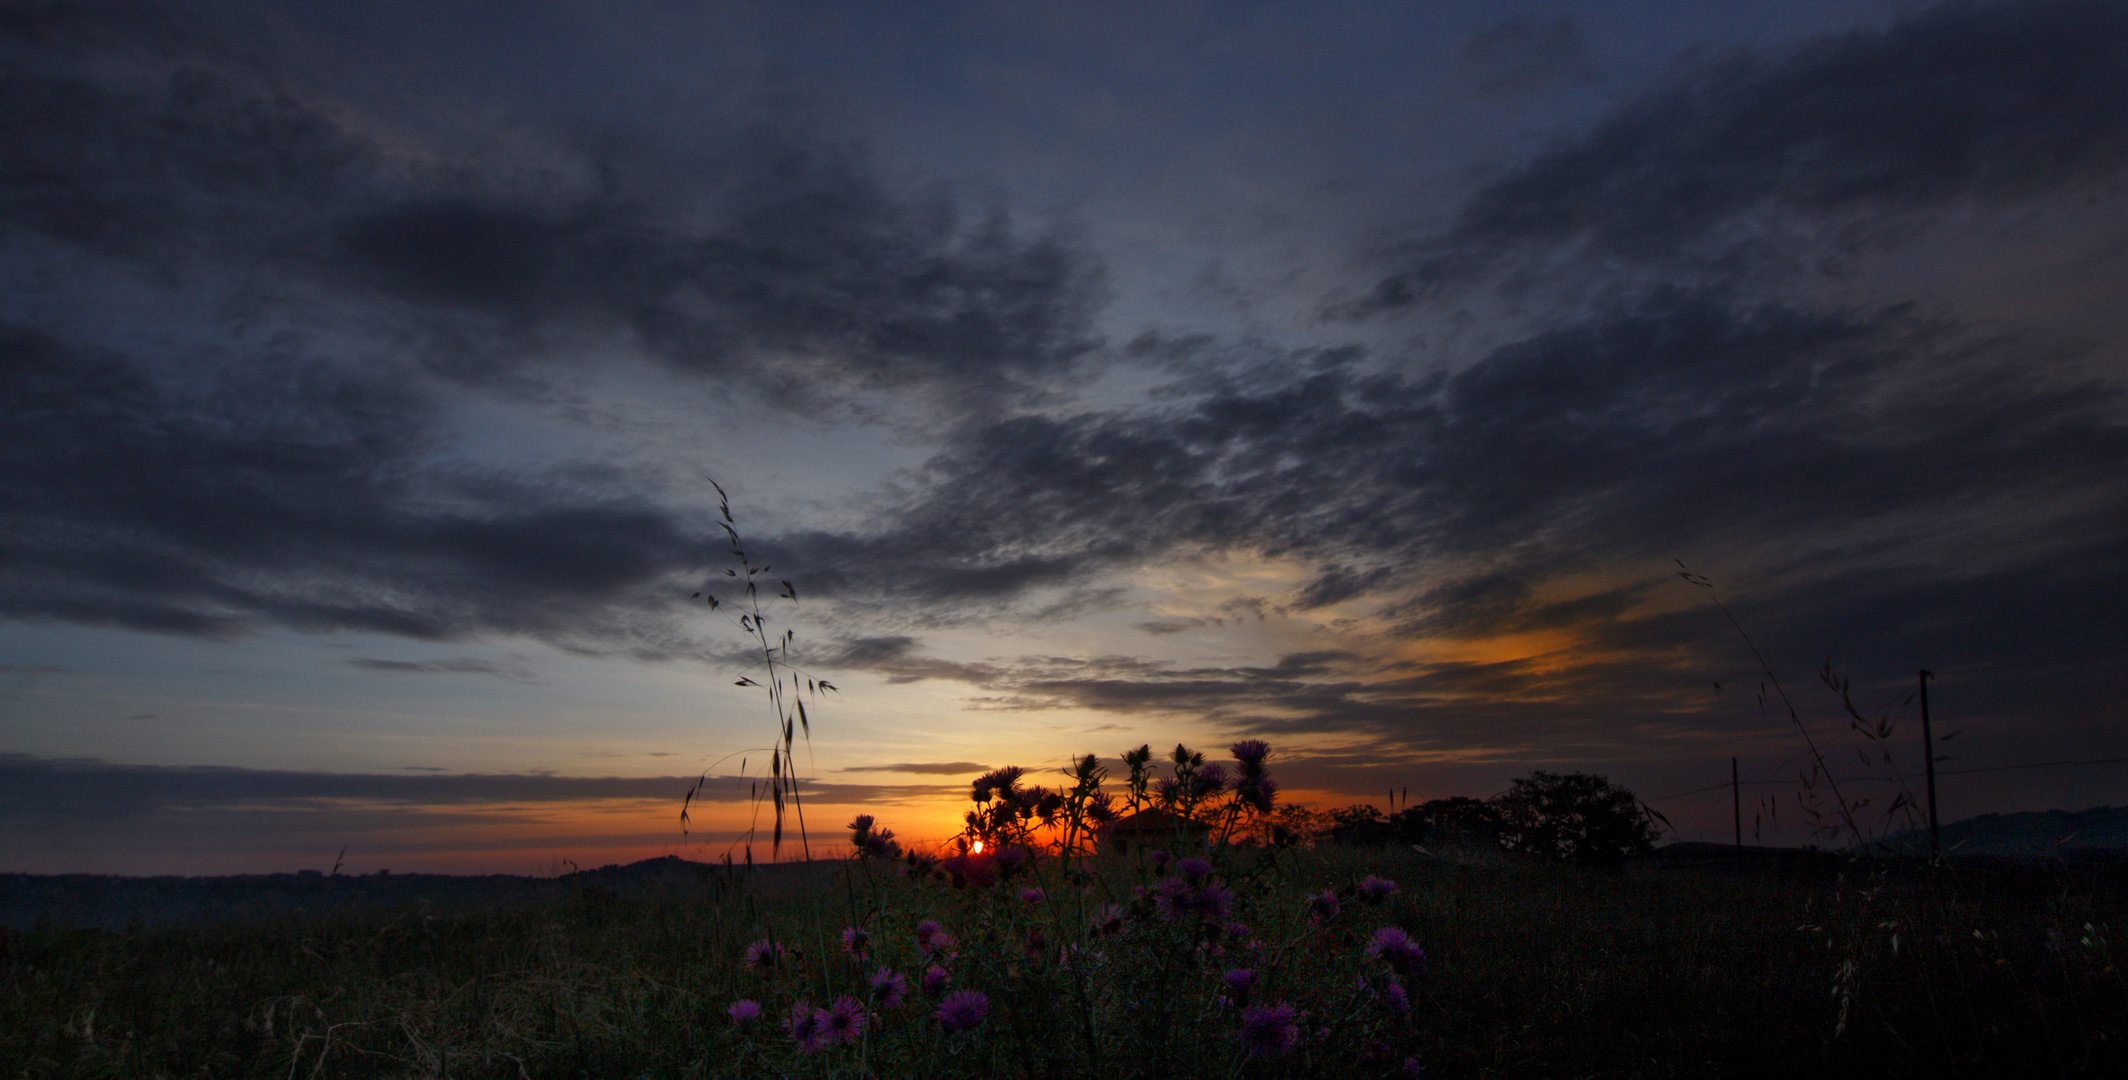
[[4, 842, 2124, 1078]]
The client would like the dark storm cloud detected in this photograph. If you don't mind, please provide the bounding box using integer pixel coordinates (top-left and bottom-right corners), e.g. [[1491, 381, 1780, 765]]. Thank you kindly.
[[348, 656, 541, 684], [779, 286, 2125, 751], [0, 1, 1102, 646], [1359, 0, 2128, 310], [837, 762, 991, 775], [789, 292, 2124, 615], [0, 0, 1102, 405], [0, 326, 710, 648], [0, 754, 954, 821], [327, 161, 1101, 403]]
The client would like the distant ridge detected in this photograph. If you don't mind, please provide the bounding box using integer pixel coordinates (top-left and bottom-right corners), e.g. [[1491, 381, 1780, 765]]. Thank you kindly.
[[1876, 806, 2128, 859]]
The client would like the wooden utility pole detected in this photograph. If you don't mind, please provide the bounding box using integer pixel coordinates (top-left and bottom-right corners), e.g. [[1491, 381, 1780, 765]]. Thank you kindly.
[[1919, 669, 1939, 859], [1731, 756, 1742, 848]]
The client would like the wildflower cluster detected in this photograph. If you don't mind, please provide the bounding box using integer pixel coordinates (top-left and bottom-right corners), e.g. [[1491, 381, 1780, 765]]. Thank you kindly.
[[718, 738, 1432, 1075]]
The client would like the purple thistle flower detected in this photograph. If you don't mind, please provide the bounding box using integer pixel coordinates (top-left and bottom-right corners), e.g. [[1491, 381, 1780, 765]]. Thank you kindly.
[[1198, 883, 1233, 921], [867, 966, 908, 1009], [1230, 739, 1271, 769], [1222, 968, 1255, 1007], [1307, 889, 1341, 923], [1091, 905, 1127, 936], [727, 999, 762, 1026], [1379, 978, 1411, 1017], [741, 938, 785, 972], [819, 996, 866, 1044], [784, 1000, 820, 1051], [971, 766, 1023, 804], [841, 926, 869, 959], [1237, 775, 1278, 813], [1150, 850, 1171, 875], [1357, 875, 1401, 905], [1151, 876, 1194, 922], [921, 964, 952, 997], [1019, 886, 1046, 904], [1155, 775, 1182, 803], [914, 920, 957, 956], [1194, 761, 1232, 795], [1237, 1002, 1305, 1056], [903, 850, 940, 880], [1178, 857, 1213, 883], [1366, 926, 1427, 977], [993, 844, 1031, 878], [935, 989, 990, 1033], [1403, 1055, 1425, 1078]]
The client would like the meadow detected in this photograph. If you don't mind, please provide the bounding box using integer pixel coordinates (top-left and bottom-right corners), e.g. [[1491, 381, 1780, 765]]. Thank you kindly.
[[4, 833, 2124, 1079]]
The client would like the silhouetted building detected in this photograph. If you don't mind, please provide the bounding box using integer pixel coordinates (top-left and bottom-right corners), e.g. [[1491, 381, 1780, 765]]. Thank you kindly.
[[1100, 808, 1207, 854]]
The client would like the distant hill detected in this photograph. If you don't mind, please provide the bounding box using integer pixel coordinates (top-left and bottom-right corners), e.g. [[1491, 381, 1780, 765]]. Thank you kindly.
[[0, 855, 749, 930], [1873, 806, 2128, 859]]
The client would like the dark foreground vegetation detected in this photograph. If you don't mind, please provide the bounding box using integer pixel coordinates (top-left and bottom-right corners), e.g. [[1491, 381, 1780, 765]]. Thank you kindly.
[[3, 843, 2124, 1079]]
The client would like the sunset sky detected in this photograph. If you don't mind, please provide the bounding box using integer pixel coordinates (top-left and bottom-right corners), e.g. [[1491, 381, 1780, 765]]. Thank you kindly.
[[4, 0, 2126, 875]]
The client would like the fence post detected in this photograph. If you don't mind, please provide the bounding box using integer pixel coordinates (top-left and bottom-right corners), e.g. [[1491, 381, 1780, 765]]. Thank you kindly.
[[1731, 756, 1741, 848]]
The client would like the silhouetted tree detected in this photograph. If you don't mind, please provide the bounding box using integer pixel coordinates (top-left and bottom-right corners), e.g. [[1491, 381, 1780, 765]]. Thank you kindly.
[[1492, 771, 1659, 869], [1416, 796, 1502, 850]]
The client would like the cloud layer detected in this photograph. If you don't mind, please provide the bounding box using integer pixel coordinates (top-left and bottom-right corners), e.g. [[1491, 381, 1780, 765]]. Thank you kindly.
[[2, 1, 2124, 835]]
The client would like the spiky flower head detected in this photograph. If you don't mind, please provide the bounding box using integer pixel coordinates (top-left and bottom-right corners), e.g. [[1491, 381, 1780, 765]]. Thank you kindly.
[[1357, 875, 1401, 905], [1222, 967, 1255, 1007], [1194, 761, 1232, 796], [914, 920, 957, 956], [921, 963, 952, 997], [861, 827, 901, 859], [1230, 739, 1272, 770], [1378, 978, 1412, 1017], [742, 938, 786, 972], [727, 999, 762, 1026], [841, 926, 869, 959], [867, 966, 908, 1009], [1237, 775, 1278, 813], [939, 850, 996, 889], [935, 989, 990, 1033], [993, 844, 1031, 878], [819, 996, 866, 1045], [1179, 857, 1213, 883], [1237, 1002, 1305, 1056], [1366, 926, 1427, 977], [903, 849, 941, 880], [847, 814, 876, 845], [970, 766, 1024, 804], [1019, 886, 1045, 904], [1306, 889, 1341, 923], [784, 1000, 821, 1051], [1091, 904, 1127, 936]]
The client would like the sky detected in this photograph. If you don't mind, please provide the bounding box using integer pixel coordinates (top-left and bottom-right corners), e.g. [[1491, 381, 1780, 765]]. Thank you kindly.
[[3, 0, 2126, 875]]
